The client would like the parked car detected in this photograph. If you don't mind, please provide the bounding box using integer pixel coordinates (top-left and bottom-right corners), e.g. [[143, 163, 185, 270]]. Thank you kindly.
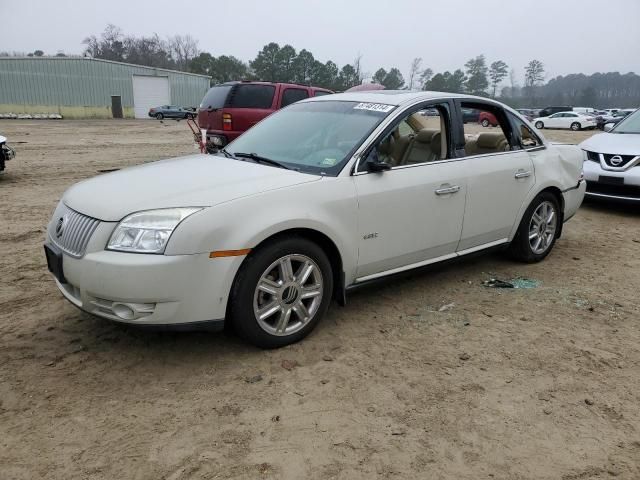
[[538, 105, 574, 117], [148, 105, 196, 120], [0, 134, 16, 175], [516, 109, 535, 121], [44, 91, 585, 348], [533, 111, 597, 131], [603, 109, 636, 130], [461, 108, 480, 123], [580, 108, 640, 202], [573, 107, 596, 114], [198, 81, 333, 148], [479, 111, 498, 127]]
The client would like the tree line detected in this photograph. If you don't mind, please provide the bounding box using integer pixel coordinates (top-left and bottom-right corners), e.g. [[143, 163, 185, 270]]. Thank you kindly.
[[3, 24, 639, 108]]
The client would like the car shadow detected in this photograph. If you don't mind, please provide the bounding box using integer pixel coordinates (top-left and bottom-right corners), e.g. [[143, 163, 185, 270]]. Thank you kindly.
[[582, 197, 640, 216]]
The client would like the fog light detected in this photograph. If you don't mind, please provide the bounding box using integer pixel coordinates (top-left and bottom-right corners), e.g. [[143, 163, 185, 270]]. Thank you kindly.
[[112, 303, 135, 320]]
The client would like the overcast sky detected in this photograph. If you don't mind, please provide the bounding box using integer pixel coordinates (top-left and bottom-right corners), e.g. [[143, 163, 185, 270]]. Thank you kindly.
[[1, 0, 639, 84]]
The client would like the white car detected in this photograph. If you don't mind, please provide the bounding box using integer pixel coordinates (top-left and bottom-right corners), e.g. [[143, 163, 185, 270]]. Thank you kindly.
[[44, 91, 586, 348], [533, 111, 597, 131], [580, 108, 640, 202]]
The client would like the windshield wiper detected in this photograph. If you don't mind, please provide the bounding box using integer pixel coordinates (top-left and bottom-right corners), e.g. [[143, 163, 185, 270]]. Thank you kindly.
[[232, 152, 292, 170], [220, 148, 236, 158]]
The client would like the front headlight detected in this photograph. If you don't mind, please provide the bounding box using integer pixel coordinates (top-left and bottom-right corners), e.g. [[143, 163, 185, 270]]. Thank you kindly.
[[107, 207, 202, 254]]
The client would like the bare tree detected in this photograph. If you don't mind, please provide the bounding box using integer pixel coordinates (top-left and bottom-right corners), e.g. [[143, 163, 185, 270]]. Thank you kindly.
[[168, 34, 200, 71], [352, 53, 364, 85], [408, 57, 422, 90]]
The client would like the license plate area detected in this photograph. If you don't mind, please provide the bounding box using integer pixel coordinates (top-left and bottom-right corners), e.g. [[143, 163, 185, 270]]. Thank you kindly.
[[44, 243, 67, 284], [598, 176, 624, 186]]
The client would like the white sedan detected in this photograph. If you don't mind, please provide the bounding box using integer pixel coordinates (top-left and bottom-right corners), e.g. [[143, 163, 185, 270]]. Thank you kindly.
[[533, 111, 597, 131], [45, 91, 586, 348]]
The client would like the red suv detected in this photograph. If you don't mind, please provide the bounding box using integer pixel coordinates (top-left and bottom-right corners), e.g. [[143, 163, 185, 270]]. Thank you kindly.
[[198, 81, 333, 147]]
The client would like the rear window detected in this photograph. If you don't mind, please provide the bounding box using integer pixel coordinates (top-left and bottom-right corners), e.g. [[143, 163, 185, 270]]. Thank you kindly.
[[227, 84, 275, 109], [200, 86, 233, 109]]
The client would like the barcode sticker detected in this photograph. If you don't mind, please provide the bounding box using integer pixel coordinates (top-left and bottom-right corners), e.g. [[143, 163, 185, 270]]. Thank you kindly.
[[353, 103, 395, 113]]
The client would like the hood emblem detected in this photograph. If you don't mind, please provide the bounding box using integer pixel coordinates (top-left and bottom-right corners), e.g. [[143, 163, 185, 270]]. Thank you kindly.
[[55, 214, 68, 239], [609, 155, 623, 166]]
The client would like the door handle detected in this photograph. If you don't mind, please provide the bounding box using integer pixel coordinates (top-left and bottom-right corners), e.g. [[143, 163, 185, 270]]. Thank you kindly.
[[435, 185, 461, 195], [514, 170, 532, 179]]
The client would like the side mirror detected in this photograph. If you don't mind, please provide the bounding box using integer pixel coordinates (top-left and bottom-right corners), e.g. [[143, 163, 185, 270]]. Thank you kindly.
[[604, 123, 614, 132], [363, 148, 391, 173]]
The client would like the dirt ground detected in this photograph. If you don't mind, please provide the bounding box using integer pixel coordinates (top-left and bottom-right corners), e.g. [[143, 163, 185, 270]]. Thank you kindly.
[[1, 119, 639, 480]]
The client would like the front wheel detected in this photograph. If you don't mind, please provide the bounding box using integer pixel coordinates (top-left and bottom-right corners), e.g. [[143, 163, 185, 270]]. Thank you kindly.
[[229, 236, 333, 348], [508, 192, 560, 263], [481, 119, 490, 127], [155, 113, 164, 120], [570, 122, 581, 131], [535, 121, 544, 129]]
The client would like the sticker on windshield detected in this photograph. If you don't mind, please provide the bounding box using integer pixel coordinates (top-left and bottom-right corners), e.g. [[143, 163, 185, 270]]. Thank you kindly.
[[320, 157, 338, 166], [353, 103, 394, 113]]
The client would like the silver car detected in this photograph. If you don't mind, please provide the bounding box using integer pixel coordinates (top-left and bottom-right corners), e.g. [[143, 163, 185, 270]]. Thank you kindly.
[[580, 108, 640, 202]]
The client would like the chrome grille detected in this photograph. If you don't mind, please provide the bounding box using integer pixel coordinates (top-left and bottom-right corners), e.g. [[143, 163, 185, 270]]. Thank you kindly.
[[48, 204, 100, 258]]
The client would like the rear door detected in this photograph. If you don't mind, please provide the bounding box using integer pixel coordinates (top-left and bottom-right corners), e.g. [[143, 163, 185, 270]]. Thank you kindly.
[[454, 100, 536, 251]]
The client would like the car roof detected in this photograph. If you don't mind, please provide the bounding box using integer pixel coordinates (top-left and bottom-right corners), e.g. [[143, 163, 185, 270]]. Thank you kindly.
[[303, 90, 495, 107]]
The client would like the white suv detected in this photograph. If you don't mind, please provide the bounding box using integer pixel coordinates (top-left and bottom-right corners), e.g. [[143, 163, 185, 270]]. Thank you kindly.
[[45, 91, 586, 348]]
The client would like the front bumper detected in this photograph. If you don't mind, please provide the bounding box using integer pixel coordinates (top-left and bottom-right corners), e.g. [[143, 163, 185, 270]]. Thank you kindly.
[[583, 159, 640, 202], [46, 239, 245, 327]]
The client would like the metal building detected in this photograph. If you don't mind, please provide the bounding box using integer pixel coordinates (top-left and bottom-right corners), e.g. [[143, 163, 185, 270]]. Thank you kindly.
[[0, 57, 210, 119]]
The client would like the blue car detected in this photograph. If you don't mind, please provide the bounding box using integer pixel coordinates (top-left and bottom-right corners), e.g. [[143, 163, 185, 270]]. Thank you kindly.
[[148, 105, 196, 120]]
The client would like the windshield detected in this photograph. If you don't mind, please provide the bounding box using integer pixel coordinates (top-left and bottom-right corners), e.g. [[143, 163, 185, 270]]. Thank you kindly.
[[225, 100, 395, 175], [611, 109, 640, 134]]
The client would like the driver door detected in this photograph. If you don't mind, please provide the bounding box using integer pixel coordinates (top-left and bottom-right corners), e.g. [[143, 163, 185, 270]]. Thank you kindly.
[[353, 102, 467, 280]]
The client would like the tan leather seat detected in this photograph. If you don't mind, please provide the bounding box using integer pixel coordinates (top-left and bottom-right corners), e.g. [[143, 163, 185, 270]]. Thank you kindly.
[[400, 129, 438, 165], [466, 132, 508, 155]]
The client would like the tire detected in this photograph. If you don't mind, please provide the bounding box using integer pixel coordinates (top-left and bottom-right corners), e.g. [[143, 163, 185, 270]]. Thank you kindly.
[[508, 192, 560, 263], [481, 119, 490, 127], [535, 121, 544, 129], [186, 113, 195, 120], [155, 113, 164, 120], [570, 122, 581, 131], [229, 236, 333, 348]]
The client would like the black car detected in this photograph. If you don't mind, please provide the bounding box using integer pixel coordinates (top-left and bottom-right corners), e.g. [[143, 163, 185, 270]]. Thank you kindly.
[[148, 105, 196, 120]]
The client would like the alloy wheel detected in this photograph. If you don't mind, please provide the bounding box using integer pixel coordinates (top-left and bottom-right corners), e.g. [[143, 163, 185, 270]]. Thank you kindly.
[[528, 201, 557, 255], [253, 254, 324, 336]]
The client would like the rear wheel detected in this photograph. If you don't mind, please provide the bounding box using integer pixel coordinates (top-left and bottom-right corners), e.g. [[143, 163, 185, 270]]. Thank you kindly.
[[229, 236, 333, 348], [508, 192, 560, 263], [155, 113, 164, 120], [481, 119, 490, 127], [570, 122, 581, 131], [535, 121, 544, 129]]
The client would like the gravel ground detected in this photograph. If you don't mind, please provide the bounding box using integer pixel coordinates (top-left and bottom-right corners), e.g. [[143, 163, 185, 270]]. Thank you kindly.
[[1, 119, 639, 479]]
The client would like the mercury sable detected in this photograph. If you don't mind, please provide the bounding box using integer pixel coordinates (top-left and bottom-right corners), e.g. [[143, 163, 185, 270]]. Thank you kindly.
[[45, 91, 586, 348]]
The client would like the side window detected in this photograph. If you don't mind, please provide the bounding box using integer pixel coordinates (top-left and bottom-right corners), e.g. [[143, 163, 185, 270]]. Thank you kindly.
[[228, 85, 276, 109], [281, 88, 309, 107], [314, 90, 331, 97], [460, 102, 514, 157], [508, 113, 543, 149], [360, 103, 450, 172]]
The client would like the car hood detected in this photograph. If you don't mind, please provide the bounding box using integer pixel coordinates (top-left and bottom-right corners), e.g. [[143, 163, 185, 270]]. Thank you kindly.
[[579, 132, 640, 156], [63, 154, 321, 221]]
